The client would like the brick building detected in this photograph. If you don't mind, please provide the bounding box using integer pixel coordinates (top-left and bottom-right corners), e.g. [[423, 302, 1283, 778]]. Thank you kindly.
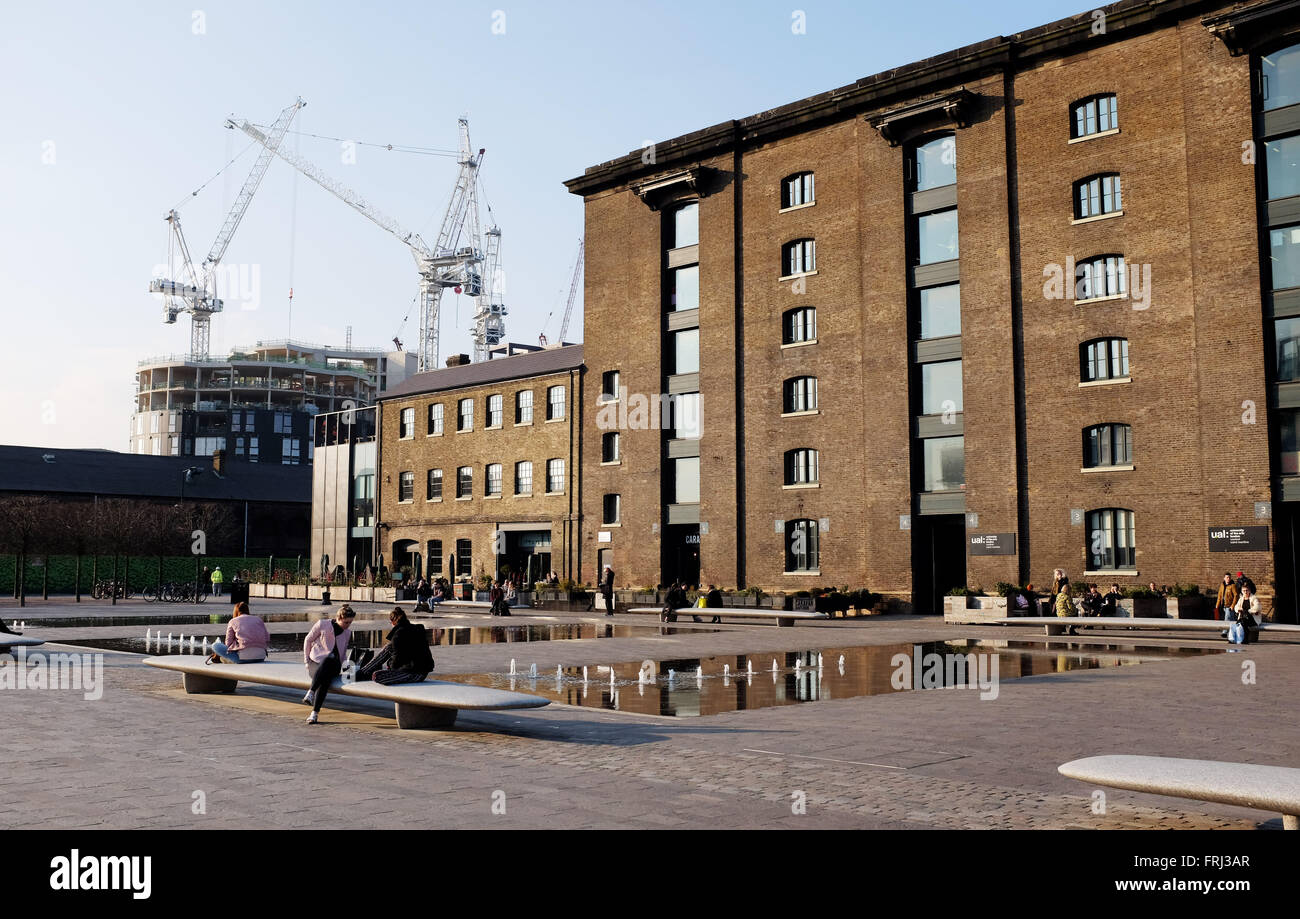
[[565, 0, 1300, 617]]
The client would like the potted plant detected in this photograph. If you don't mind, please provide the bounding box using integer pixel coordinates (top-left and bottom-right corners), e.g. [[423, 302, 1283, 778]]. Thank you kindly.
[[1124, 586, 1165, 618], [1166, 582, 1208, 619]]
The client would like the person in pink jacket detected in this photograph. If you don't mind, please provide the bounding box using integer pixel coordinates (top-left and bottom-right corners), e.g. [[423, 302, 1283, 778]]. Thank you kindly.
[[206, 601, 269, 664], [302, 605, 356, 724]]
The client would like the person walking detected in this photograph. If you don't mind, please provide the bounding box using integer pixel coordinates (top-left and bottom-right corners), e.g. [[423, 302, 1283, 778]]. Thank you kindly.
[[356, 607, 434, 685], [1229, 585, 1262, 644], [599, 565, 616, 616], [210, 566, 224, 597], [661, 580, 687, 623], [1055, 572, 1076, 634], [704, 584, 724, 625], [1214, 572, 1238, 622], [206, 601, 269, 664], [302, 605, 356, 724]]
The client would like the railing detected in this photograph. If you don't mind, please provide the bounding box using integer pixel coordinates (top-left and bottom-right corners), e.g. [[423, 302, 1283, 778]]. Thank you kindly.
[[138, 351, 378, 379], [254, 338, 390, 355]]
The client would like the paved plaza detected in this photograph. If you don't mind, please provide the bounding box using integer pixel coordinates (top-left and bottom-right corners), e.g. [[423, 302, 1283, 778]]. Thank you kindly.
[[3, 598, 1295, 830]]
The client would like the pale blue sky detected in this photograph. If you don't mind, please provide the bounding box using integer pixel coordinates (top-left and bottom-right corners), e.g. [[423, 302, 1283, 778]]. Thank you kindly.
[[0, 0, 1087, 450]]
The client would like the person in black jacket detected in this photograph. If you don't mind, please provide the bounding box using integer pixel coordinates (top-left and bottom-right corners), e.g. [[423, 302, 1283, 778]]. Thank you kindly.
[[704, 584, 723, 625], [356, 607, 434, 685]]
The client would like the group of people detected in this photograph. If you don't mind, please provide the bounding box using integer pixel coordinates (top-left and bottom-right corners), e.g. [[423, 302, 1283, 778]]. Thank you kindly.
[[660, 581, 723, 624], [1215, 571, 1261, 644], [412, 577, 453, 611], [204, 601, 435, 724]]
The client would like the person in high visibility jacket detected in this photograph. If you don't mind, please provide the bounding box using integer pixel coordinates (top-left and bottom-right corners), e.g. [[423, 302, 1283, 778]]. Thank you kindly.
[[211, 567, 224, 597]]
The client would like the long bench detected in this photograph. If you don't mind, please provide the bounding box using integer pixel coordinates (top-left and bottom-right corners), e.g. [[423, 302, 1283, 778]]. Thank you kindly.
[[627, 606, 828, 627], [0, 635, 44, 651], [1059, 754, 1300, 829], [987, 615, 1300, 638], [144, 655, 548, 729]]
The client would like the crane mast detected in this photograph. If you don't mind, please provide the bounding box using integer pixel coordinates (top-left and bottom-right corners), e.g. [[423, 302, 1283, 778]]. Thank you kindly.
[[558, 238, 583, 342]]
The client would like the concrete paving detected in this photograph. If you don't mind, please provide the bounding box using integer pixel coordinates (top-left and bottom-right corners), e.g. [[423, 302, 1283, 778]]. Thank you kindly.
[[3, 598, 1295, 829]]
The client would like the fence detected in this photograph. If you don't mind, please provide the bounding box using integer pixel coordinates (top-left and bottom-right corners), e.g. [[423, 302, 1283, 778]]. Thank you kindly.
[[0, 555, 315, 595]]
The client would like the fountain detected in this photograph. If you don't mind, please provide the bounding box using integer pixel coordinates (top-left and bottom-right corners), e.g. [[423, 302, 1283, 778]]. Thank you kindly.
[[638, 660, 654, 684], [723, 663, 730, 678], [582, 666, 589, 684], [747, 660, 754, 676], [668, 669, 675, 683], [696, 666, 703, 680], [509, 658, 518, 676], [556, 665, 563, 681], [817, 652, 824, 669], [528, 662, 538, 679], [167, 633, 174, 652], [771, 659, 778, 673]]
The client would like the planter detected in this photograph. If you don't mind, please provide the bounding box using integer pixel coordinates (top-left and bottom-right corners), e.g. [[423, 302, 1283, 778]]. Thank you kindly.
[[307, 585, 324, 600], [475, 591, 490, 603], [266, 584, 287, 599], [286, 585, 307, 600], [248, 583, 267, 598], [632, 593, 657, 605], [1131, 596, 1166, 618], [1166, 596, 1208, 619], [969, 596, 1008, 612]]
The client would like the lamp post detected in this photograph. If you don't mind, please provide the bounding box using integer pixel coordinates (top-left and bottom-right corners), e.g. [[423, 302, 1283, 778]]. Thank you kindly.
[[181, 466, 204, 604]]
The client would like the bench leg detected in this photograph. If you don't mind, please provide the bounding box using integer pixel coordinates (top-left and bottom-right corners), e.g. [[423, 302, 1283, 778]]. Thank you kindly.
[[182, 672, 237, 694], [1045, 622, 1065, 636], [777, 616, 794, 627], [1285, 814, 1298, 831], [394, 702, 457, 730]]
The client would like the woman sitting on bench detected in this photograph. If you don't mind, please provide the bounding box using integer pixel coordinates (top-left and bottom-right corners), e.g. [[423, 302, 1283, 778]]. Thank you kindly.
[[356, 607, 434, 685], [206, 601, 269, 664]]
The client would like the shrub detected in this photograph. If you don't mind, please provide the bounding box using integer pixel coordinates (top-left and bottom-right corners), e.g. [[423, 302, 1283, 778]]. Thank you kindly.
[[1168, 582, 1202, 598], [993, 582, 1021, 598], [1123, 586, 1159, 599]]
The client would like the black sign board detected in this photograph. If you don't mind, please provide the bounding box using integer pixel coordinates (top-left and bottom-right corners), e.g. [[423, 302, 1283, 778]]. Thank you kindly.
[[1208, 526, 1270, 552], [968, 532, 1016, 556]]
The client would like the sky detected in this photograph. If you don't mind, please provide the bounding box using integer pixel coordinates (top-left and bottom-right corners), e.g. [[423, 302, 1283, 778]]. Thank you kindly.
[[0, 0, 1089, 452]]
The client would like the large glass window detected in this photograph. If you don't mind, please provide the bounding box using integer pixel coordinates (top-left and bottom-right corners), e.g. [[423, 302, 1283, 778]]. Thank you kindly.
[[783, 376, 819, 413], [784, 448, 819, 485], [671, 392, 702, 439], [428, 540, 442, 575], [456, 539, 472, 579], [515, 461, 533, 495], [921, 360, 963, 414], [1083, 423, 1133, 468], [919, 284, 961, 339], [784, 519, 819, 573], [922, 436, 965, 491], [515, 390, 533, 424], [399, 407, 414, 439], [1271, 224, 1300, 290], [782, 172, 815, 208], [673, 456, 700, 504], [546, 458, 565, 493], [1081, 338, 1130, 382], [1281, 409, 1300, 475], [428, 403, 443, 435], [456, 466, 472, 498], [671, 265, 699, 311], [917, 210, 959, 264], [783, 307, 817, 344], [486, 463, 503, 496], [546, 385, 566, 420], [398, 471, 414, 502], [673, 328, 700, 374], [458, 398, 473, 432], [1071, 94, 1119, 139], [1278, 318, 1300, 381], [782, 239, 816, 276], [672, 202, 699, 248], [427, 468, 442, 500], [1076, 255, 1127, 300], [1266, 135, 1300, 201], [486, 394, 503, 428], [1263, 44, 1300, 112], [1075, 174, 1123, 219], [913, 135, 956, 191], [1087, 508, 1135, 571]]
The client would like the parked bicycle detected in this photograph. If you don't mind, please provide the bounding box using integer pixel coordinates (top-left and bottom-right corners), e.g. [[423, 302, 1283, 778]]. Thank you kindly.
[[91, 579, 134, 600], [142, 582, 207, 603]]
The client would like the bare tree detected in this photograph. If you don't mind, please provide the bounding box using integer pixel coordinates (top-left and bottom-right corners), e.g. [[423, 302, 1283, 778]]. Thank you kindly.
[[0, 495, 54, 607]]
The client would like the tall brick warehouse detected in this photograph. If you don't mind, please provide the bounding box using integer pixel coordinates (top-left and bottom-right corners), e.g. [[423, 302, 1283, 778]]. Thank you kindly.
[[564, 0, 1300, 617]]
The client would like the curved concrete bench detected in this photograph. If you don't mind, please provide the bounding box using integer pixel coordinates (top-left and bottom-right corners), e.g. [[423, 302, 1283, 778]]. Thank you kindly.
[[0, 635, 44, 650], [144, 655, 547, 729], [627, 607, 827, 627], [988, 616, 1300, 638], [1059, 754, 1300, 829]]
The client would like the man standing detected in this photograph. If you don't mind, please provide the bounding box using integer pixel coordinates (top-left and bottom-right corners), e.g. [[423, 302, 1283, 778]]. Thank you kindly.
[[1214, 572, 1238, 622], [600, 565, 615, 617], [211, 566, 224, 597]]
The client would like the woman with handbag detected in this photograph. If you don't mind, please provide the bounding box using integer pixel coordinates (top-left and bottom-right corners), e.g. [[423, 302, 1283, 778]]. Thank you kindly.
[[1229, 586, 1261, 644], [302, 605, 356, 724]]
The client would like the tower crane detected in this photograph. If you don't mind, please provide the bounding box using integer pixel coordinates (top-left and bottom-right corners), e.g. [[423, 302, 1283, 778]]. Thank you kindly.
[[150, 98, 304, 359], [477, 225, 507, 360], [541, 238, 583, 346], [230, 111, 493, 372]]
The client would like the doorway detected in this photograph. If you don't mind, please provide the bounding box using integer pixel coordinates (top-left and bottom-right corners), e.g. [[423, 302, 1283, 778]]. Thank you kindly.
[[912, 514, 966, 614]]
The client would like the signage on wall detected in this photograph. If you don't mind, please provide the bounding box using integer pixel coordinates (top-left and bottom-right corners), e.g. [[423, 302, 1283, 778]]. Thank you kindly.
[[598, 531, 611, 543], [792, 597, 815, 612], [968, 532, 1016, 556], [684, 533, 701, 544], [1208, 526, 1270, 552], [899, 515, 911, 531]]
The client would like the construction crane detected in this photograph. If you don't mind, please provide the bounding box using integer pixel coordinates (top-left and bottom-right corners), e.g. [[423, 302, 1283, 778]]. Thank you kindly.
[[150, 98, 304, 359], [477, 225, 507, 360], [541, 238, 583, 346], [231, 110, 492, 372]]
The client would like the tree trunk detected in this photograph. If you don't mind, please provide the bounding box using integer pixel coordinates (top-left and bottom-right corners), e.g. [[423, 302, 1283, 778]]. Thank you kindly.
[[111, 554, 117, 606], [41, 555, 48, 600], [75, 555, 82, 602], [17, 551, 25, 608], [11, 554, 17, 599]]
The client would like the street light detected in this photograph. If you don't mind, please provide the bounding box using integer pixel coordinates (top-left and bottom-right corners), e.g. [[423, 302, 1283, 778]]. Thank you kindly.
[[180, 466, 204, 604]]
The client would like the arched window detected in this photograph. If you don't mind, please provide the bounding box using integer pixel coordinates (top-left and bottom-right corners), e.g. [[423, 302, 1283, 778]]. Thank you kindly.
[[1070, 94, 1118, 139], [784, 518, 820, 573], [1076, 254, 1127, 300], [783, 376, 818, 414], [1083, 423, 1132, 468], [1080, 338, 1129, 381], [781, 172, 815, 209], [783, 306, 817, 344], [911, 134, 956, 191], [782, 238, 816, 276], [784, 448, 819, 485], [1074, 173, 1123, 219], [1086, 508, 1135, 571]]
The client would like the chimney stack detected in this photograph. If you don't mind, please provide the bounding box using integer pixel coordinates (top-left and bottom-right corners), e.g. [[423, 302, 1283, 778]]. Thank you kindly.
[[212, 449, 226, 477], [445, 354, 470, 367]]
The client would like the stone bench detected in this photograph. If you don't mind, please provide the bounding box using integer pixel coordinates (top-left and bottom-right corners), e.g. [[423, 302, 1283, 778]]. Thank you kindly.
[[1059, 754, 1300, 829], [987, 616, 1300, 638], [144, 655, 548, 729], [627, 606, 828, 627], [0, 635, 44, 650]]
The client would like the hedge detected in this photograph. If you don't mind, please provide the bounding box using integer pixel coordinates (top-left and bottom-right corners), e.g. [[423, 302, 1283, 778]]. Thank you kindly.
[[0, 555, 314, 595]]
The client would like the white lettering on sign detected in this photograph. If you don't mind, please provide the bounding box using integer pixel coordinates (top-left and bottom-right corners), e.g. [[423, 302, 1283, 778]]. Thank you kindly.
[[685, 534, 701, 544]]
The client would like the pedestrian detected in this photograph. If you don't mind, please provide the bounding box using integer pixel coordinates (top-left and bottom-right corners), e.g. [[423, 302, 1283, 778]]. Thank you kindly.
[[489, 580, 511, 616], [661, 580, 687, 623], [206, 601, 269, 664], [1055, 571, 1076, 634], [356, 607, 434, 685], [600, 565, 616, 616], [1083, 586, 1103, 617], [1147, 581, 1165, 597], [302, 605, 356, 724], [1103, 582, 1122, 617], [1229, 585, 1261, 644], [704, 584, 723, 625], [211, 566, 224, 597], [414, 578, 432, 612], [1214, 572, 1238, 622]]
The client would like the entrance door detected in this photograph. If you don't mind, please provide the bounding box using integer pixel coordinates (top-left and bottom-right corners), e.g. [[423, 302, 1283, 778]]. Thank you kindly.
[[912, 515, 966, 614], [664, 524, 701, 587]]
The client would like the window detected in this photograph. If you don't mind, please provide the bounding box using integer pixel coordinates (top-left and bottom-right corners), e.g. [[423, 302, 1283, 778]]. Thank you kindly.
[[913, 135, 956, 191], [603, 494, 621, 525], [671, 265, 699, 311], [1278, 318, 1300, 381], [1263, 43, 1300, 112], [428, 540, 443, 575], [673, 456, 700, 504], [600, 371, 620, 402], [783, 376, 818, 414], [784, 448, 819, 485], [515, 461, 533, 495], [1071, 94, 1119, 139], [1081, 338, 1130, 382], [515, 390, 533, 424], [486, 393, 503, 428], [921, 360, 963, 415], [1281, 409, 1300, 475], [398, 471, 414, 502], [456, 466, 473, 498], [784, 519, 819, 573], [546, 458, 565, 493], [672, 328, 700, 374], [427, 469, 442, 500], [1270, 225, 1300, 290], [150, 414, 159, 434], [428, 402, 444, 435], [456, 539, 472, 579], [152, 439, 161, 455], [1083, 423, 1133, 468], [1086, 508, 1135, 571], [1267, 135, 1300, 201], [783, 307, 817, 344], [917, 210, 959, 264], [546, 385, 566, 420], [781, 172, 815, 208], [670, 392, 702, 439], [283, 438, 301, 465], [486, 463, 503, 496], [919, 284, 961, 339], [458, 398, 473, 432], [1074, 174, 1123, 219], [602, 431, 621, 463], [194, 436, 223, 456], [273, 412, 293, 434], [169, 435, 179, 455], [168, 413, 177, 433], [782, 239, 816, 276], [399, 407, 414, 439], [1076, 255, 1127, 300], [671, 202, 699, 248], [922, 436, 965, 492], [248, 436, 258, 462]]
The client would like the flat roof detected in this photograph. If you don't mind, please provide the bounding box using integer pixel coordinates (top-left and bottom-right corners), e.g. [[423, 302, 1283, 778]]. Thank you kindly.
[[379, 345, 584, 401]]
